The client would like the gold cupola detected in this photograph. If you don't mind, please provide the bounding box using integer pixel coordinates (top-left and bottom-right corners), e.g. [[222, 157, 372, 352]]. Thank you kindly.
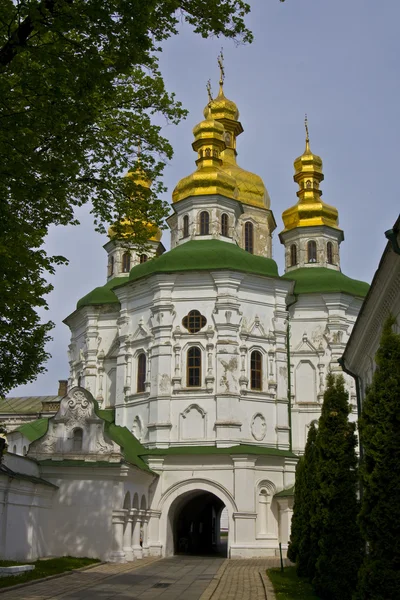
[[202, 52, 270, 210], [172, 105, 238, 203], [281, 118, 341, 232], [108, 166, 162, 242]]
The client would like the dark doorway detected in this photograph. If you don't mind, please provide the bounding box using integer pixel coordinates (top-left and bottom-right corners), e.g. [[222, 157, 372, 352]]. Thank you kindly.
[[173, 491, 226, 556]]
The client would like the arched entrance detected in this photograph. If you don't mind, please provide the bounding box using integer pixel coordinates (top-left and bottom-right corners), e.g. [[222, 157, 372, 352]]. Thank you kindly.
[[172, 490, 226, 556]]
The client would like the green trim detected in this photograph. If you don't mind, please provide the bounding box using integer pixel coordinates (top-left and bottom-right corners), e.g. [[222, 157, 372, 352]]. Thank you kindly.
[[76, 276, 126, 309], [14, 418, 49, 441], [76, 240, 280, 309], [141, 444, 296, 458], [282, 267, 369, 297], [275, 485, 295, 497], [127, 240, 279, 283]]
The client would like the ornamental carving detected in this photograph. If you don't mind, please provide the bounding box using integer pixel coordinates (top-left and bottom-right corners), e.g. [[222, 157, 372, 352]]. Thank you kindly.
[[251, 413, 267, 441]]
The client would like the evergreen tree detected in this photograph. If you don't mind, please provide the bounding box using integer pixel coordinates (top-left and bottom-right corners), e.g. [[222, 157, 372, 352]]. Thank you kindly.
[[312, 373, 362, 600], [355, 316, 400, 600], [288, 423, 320, 578], [287, 455, 305, 563]]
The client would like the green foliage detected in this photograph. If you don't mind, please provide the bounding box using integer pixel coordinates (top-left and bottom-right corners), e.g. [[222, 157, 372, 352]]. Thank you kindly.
[[0, 0, 253, 395], [293, 423, 320, 579], [267, 567, 321, 600], [355, 316, 400, 600], [0, 556, 99, 589], [312, 374, 362, 600]]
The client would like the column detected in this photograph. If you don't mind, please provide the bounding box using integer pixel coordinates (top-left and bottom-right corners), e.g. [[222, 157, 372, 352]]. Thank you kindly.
[[110, 510, 127, 563], [142, 514, 149, 557], [122, 512, 134, 561], [131, 509, 143, 559]]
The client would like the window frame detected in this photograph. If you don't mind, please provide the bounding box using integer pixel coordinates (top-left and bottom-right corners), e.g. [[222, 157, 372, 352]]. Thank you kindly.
[[290, 244, 297, 267], [244, 222, 254, 254], [72, 428, 83, 451], [140, 254, 148, 264], [122, 252, 131, 273], [327, 241, 334, 265], [307, 240, 317, 263], [221, 213, 229, 237], [199, 211, 210, 236], [183, 215, 189, 238], [137, 352, 147, 393], [250, 350, 262, 391], [187, 346, 202, 388]]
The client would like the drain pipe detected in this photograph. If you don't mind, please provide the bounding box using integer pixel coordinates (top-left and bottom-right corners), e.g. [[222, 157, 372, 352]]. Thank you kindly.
[[286, 298, 297, 453], [338, 355, 364, 501]]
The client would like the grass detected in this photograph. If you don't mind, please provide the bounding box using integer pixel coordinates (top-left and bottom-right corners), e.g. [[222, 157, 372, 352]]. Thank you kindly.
[[0, 556, 100, 589], [267, 567, 321, 600]]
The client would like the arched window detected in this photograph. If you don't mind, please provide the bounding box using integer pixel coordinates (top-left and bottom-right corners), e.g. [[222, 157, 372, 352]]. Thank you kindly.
[[122, 252, 131, 273], [72, 428, 83, 451], [244, 222, 254, 254], [12, 445, 16, 454], [108, 255, 114, 276], [307, 240, 317, 263], [183, 215, 189, 238], [137, 353, 146, 393], [199, 211, 210, 235], [251, 350, 262, 391], [221, 213, 229, 237], [23, 446, 27, 456], [290, 244, 297, 267], [187, 347, 201, 387], [327, 242, 334, 264], [140, 254, 148, 264]]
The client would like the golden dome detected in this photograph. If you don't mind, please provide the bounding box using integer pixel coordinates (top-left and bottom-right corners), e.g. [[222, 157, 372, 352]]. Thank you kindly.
[[204, 87, 239, 122], [281, 120, 340, 232], [172, 108, 238, 203], [108, 219, 162, 242], [108, 167, 161, 241]]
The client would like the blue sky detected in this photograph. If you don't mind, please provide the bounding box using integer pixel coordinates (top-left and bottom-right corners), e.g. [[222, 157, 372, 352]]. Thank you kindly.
[[12, 0, 400, 396]]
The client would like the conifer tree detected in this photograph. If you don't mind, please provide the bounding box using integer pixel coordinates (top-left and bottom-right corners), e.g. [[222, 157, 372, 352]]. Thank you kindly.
[[313, 373, 362, 600], [288, 423, 319, 577], [355, 316, 400, 600]]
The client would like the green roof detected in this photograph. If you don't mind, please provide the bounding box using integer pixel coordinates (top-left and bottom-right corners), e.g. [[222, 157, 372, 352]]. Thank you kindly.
[[77, 240, 279, 309], [15, 418, 49, 441], [275, 485, 295, 497], [13, 405, 152, 473], [0, 396, 60, 415], [142, 444, 296, 458], [77, 276, 127, 309], [282, 267, 369, 298]]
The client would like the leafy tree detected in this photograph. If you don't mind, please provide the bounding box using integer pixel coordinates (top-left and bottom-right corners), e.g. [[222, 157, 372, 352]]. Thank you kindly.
[[355, 317, 400, 600], [0, 0, 254, 396], [312, 373, 362, 600], [288, 423, 320, 578]]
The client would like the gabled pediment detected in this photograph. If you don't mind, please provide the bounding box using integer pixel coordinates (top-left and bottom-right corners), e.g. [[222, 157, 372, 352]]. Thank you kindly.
[[293, 332, 320, 356]]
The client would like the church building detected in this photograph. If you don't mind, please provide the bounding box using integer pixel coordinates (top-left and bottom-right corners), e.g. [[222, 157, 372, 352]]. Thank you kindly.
[[1, 67, 369, 562]]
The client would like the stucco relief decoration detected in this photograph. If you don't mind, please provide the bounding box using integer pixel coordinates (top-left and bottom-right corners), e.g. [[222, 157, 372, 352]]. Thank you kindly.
[[65, 390, 93, 429], [251, 413, 267, 441]]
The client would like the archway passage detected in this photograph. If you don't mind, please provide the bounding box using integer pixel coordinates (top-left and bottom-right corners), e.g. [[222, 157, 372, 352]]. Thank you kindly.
[[173, 491, 227, 557]]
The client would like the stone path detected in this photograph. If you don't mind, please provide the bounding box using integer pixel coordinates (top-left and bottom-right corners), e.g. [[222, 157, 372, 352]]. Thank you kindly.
[[0, 556, 288, 599]]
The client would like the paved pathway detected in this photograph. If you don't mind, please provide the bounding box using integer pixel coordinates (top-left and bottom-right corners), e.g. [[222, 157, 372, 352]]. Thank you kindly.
[[0, 556, 289, 600]]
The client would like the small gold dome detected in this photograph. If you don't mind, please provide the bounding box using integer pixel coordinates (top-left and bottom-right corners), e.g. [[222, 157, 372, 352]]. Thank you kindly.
[[172, 109, 238, 203], [108, 219, 162, 242], [203, 87, 239, 122], [219, 156, 270, 210], [281, 125, 340, 232]]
